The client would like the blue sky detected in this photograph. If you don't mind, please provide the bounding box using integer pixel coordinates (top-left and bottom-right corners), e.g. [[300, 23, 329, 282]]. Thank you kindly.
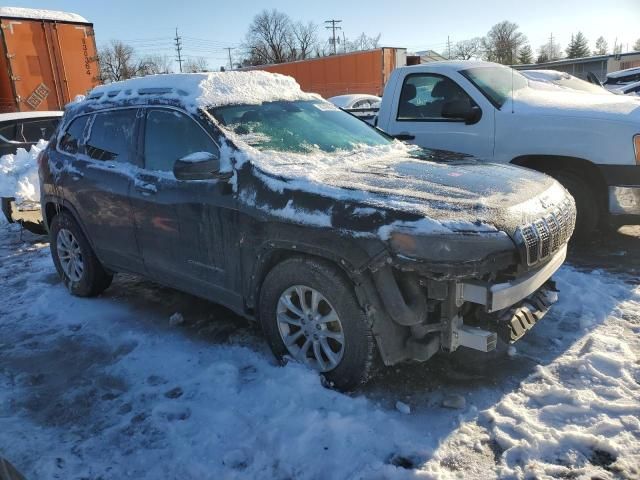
[[10, 0, 640, 70]]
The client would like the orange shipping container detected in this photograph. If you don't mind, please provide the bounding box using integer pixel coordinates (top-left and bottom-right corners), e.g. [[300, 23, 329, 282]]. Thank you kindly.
[[0, 7, 100, 113], [249, 47, 407, 98]]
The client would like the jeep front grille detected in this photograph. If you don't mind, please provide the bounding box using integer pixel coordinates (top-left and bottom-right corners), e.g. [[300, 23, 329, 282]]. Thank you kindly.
[[517, 197, 576, 266]]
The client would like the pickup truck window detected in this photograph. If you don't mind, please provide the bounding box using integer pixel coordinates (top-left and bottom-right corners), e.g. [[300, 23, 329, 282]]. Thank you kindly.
[[0, 121, 16, 142], [396, 73, 472, 121], [460, 66, 527, 108], [210, 100, 389, 154]]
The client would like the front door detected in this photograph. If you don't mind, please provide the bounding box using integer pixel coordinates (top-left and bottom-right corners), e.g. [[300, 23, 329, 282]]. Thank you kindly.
[[383, 72, 495, 158], [130, 107, 238, 300]]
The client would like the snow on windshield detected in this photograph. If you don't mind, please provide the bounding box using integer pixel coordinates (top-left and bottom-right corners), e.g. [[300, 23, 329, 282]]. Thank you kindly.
[[0, 140, 47, 205]]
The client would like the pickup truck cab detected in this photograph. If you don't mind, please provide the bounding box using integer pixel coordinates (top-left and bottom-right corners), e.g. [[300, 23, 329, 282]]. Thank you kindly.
[[376, 61, 640, 238]]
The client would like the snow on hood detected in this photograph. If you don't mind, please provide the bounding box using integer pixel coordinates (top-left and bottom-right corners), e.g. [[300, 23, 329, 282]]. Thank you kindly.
[[88, 71, 321, 112], [0, 7, 88, 23], [0, 140, 47, 204], [513, 86, 640, 122], [223, 129, 564, 236]]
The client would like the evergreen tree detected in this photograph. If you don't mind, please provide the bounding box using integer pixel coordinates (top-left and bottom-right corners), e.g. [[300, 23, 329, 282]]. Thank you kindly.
[[566, 32, 589, 58], [594, 36, 608, 55], [634, 38, 640, 51], [518, 44, 533, 64]]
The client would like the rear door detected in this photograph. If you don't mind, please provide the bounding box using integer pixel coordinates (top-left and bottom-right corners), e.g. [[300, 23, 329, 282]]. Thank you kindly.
[[383, 72, 495, 158], [61, 108, 142, 272], [131, 107, 238, 299]]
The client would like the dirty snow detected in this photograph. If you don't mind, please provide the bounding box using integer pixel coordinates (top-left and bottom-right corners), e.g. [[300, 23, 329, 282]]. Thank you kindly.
[[0, 6, 88, 23], [0, 225, 639, 479], [87, 71, 320, 113], [0, 140, 47, 204]]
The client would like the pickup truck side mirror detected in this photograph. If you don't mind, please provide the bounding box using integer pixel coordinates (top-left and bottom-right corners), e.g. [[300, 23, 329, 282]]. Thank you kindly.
[[173, 151, 221, 180], [441, 100, 482, 125]]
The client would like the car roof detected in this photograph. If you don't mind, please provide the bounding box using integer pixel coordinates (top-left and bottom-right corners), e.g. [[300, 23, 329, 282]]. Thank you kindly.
[[0, 111, 63, 122], [400, 60, 499, 72]]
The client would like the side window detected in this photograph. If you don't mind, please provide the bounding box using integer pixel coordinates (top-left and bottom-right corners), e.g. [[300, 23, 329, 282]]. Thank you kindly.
[[59, 116, 89, 154], [0, 121, 17, 142], [19, 118, 60, 143], [397, 74, 473, 121], [86, 109, 137, 163], [144, 109, 217, 173]]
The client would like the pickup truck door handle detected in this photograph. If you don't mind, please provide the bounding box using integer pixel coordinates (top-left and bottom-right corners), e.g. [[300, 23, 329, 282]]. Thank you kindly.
[[393, 133, 415, 141], [134, 183, 157, 196]]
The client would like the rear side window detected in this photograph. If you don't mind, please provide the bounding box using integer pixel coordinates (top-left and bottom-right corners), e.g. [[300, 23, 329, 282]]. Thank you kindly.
[[19, 118, 60, 143], [144, 109, 217, 172], [86, 109, 137, 163], [59, 116, 89, 154], [0, 121, 16, 142]]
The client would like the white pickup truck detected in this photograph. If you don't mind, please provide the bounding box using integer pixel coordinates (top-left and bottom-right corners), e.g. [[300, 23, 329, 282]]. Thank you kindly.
[[375, 60, 640, 238]]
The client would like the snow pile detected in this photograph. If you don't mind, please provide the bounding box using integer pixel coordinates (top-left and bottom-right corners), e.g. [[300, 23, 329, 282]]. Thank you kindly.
[[0, 140, 47, 204], [0, 7, 88, 23], [88, 71, 321, 112]]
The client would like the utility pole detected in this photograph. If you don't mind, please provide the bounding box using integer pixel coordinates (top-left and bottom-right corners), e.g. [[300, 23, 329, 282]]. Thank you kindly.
[[447, 35, 451, 59], [549, 32, 554, 59], [324, 19, 342, 55], [225, 47, 233, 70], [174, 28, 183, 73]]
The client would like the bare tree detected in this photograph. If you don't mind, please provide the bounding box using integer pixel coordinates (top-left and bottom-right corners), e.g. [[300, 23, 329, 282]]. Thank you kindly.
[[140, 54, 173, 75], [634, 38, 640, 52], [244, 9, 294, 65], [453, 37, 482, 60], [594, 36, 608, 55], [183, 56, 210, 73], [345, 33, 381, 52], [537, 39, 562, 63], [99, 40, 146, 83], [481, 21, 527, 64], [292, 21, 319, 59]]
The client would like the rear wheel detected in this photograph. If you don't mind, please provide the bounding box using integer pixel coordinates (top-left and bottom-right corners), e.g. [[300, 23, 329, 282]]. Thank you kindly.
[[50, 212, 112, 297], [551, 170, 600, 240], [259, 257, 375, 391]]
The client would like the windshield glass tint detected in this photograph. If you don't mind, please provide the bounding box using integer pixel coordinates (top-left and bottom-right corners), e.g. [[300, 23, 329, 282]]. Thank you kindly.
[[461, 66, 528, 108], [210, 100, 390, 153]]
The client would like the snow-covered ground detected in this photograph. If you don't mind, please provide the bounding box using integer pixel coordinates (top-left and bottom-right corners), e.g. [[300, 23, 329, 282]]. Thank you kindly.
[[0, 224, 638, 479]]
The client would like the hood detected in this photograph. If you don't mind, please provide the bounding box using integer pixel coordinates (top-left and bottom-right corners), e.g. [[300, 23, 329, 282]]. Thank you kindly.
[[513, 86, 640, 124], [239, 145, 567, 239]]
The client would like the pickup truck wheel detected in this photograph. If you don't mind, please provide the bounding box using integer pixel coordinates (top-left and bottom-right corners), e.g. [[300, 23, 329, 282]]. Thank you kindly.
[[551, 171, 599, 240], [50, 212, 113, 297], [259, 257, 375, 391]]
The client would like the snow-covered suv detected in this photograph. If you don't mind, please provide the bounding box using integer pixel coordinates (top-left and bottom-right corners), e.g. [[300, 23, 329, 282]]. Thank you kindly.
[[40, 72, 574, 390]]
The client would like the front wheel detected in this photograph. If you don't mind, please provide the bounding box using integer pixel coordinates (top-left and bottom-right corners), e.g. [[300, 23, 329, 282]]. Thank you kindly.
[[259, 257, 375, 391], [551, 170, 600, 240], [50, 212, 113, 297]]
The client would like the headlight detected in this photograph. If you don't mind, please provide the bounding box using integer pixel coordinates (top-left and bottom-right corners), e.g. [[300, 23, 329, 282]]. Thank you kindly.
[[388, 232, 515, 263], [634, 135, 640, 165]]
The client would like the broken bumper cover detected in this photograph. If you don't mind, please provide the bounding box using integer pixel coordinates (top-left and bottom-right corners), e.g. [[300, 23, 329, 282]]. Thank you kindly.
[[458, 244, 566, 313]]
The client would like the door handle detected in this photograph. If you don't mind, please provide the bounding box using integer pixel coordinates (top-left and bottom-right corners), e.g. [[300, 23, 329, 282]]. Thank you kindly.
[[393, 133, 415, 141], [134, 183, 157, 195]]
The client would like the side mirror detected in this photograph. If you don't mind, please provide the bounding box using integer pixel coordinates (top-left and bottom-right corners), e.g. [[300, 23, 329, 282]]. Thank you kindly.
[[441, 100, 482, 125], [173, 151, 221, 180]]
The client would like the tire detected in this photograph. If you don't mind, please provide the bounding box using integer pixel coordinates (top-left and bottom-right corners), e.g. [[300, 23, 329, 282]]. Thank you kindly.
[[259, 256, 375, 391], [550, 170, 600, 240], [49, 212, 113, 297]]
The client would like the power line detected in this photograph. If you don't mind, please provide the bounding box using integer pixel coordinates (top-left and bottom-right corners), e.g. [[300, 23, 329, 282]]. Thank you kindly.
[[174, 28, 183, 73], [324, 19, 342, 55]]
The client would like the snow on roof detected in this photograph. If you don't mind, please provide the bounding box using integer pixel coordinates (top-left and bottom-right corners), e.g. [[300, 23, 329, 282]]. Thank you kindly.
[[0, 7, 88, 23], [87, 71, 321, 111], [0, 111, 63, 122]]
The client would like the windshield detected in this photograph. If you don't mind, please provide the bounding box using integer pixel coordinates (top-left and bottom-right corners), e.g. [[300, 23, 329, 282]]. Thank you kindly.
[[460, 66, 528, 108], [210, 100, 390, 153], [527, 72, 610, 94]]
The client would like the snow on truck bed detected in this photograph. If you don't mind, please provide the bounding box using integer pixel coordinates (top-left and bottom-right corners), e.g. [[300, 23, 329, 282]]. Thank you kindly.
[[0, 140, 47, 204], [0, 7, 88, 23], [0, 224, 639, 479]]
